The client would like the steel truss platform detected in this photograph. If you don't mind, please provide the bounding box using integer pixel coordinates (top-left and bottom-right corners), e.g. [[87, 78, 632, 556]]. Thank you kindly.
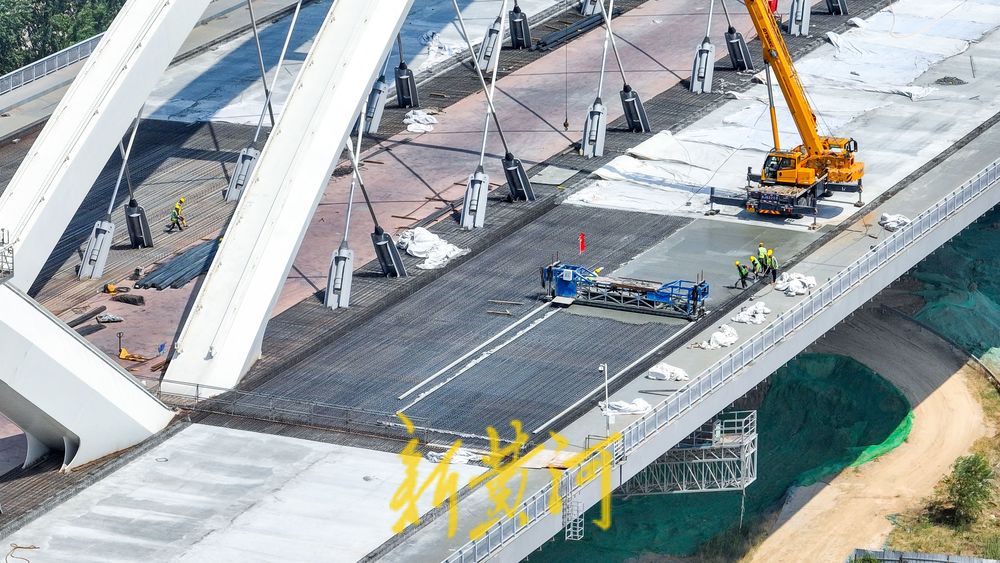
[[616, 410, 757, 496]]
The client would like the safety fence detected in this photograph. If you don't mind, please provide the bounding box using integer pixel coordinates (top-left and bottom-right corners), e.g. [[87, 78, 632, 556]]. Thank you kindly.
[[443, 158, 1000, 562], [0, 34, 104, 97]]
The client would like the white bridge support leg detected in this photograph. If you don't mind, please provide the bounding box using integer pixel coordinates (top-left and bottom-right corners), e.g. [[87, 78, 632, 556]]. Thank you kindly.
[[164, 0, 416, 396], [0, 0, 211, 290], [0, 285, 173, 471]]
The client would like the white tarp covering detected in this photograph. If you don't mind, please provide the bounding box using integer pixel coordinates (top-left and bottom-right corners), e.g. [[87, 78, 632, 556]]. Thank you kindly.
[[397, 227, 469, 269], [417, 31, 462, 72], [879, 212, 911, 231], [566, 0, 1000, 225], [775, 272, 818, 296], [695, 324, 739, 349], [599, 398, 653, 416], [645, 362, 690, 381], [731, 301, 772, 324]]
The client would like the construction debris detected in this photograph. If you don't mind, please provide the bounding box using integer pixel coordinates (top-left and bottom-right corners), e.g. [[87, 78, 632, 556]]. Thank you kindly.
[[112, 294, 146, 306], [95, 313, 124, 323], [934, 76, 967, 85], [65, 306, 106, 328], [396, 227, 469, 269], [403, 109, 438, 133]]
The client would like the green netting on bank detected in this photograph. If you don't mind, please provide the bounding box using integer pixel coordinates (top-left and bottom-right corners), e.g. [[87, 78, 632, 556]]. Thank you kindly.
[[534, 354, 911, 562], [911, 206, 1000, 358]]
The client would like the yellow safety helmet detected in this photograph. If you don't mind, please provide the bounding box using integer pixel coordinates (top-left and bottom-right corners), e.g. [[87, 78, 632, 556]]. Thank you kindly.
[[179, 197, 186, 204], [749, 256, 756, 262], [735, 260, 740, 266], [767, 249, 773, 256]]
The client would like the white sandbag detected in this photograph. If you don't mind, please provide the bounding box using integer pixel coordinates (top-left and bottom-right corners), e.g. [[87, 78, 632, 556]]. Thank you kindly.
[[695, 324, 739, 349], [397, 227, 469, 269], [599, 398, 652, 416], [731, 301, 772, 324], [774, 272, 817, 296], [427, 448, 481, 464], [645, 363, 690, 381], [404, 109, 438, 133], [879, 212, 911, 231]]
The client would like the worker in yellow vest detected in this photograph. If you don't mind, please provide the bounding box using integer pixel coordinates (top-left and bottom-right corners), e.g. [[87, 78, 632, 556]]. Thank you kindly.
[[766, 249, 779, 283], [168, 197, 188, 232], [735, 260, 750, 289], [749, 255, 763, 279]]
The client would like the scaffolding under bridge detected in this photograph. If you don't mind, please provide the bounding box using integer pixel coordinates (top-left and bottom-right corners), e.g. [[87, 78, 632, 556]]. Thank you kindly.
[[617, 410, 757, 496]]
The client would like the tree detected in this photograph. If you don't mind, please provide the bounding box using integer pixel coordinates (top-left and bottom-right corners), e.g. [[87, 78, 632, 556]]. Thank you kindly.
[[0, 0, 32, 73], [944, 453, 994, 525], [0, 1, 126, 75]]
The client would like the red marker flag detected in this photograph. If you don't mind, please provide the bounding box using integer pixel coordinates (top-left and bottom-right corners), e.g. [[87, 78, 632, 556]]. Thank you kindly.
[[579, 232, 586, 254]]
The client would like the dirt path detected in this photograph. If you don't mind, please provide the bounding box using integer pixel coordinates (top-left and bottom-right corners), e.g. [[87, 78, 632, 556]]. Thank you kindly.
[[747, 307, 990, 562]]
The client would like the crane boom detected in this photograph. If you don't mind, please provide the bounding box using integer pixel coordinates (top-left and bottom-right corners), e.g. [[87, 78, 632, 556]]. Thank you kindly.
[[742, 0, 863, 195], [709, 0, 864, 217], [745, 0, 825, 156]]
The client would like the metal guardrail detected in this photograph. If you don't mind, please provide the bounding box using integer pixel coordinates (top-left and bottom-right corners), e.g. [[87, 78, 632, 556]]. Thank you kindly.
[[443, 159, 1000, 562], [0, 228, 12, 284], [0, 34, 104, 97]]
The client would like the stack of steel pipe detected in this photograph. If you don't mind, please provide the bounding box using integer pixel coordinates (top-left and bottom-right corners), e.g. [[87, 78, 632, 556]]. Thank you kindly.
[[134, 239, 219, 290]]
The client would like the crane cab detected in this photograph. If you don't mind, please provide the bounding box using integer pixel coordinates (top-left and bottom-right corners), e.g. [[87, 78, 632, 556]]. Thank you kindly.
[[760, 149, 816, 187]]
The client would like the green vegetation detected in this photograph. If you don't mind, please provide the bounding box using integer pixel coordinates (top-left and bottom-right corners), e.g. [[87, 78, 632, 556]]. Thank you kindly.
[[534, 354, 912, 562], [887, 207, 1000, 558], [941, 454, 994, 525], [887, 364, 1000, 556], [0, 1, 124, 75]]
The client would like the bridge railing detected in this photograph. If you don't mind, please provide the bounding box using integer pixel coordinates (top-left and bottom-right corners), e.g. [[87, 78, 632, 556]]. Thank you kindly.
[[442, 158, 1000, 563], [0, 34, 104, 97]]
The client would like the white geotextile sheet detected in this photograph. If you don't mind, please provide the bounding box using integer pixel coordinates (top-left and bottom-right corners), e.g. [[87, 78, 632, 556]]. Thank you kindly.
[[568, 0, 1000, 222], [645, 362, 690, 381], [775, 272, 818, 296], [600, 398, 653, 416], [396, 227, 469, 269], [731, 301, 772, 324], [695, 324, 739, 350]]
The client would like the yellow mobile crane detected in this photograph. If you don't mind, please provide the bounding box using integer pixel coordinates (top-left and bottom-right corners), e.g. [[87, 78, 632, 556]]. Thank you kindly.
[[718, 0, 864, 218]]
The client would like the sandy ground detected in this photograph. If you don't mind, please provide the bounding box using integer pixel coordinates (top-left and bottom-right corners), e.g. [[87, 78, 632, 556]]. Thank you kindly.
[[748, 307, 991, 562]]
